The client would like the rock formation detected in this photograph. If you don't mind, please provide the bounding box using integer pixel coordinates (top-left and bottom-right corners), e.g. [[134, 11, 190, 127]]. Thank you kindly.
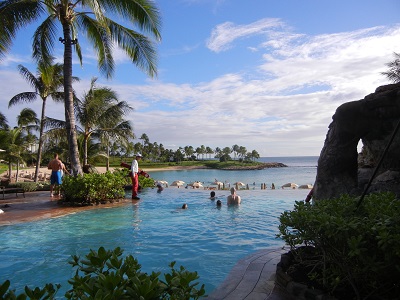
[[314, 83, 400, 200]]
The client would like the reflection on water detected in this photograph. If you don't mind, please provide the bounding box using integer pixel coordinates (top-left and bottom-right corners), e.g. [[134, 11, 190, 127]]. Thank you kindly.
[[0, 157, 317, 297]]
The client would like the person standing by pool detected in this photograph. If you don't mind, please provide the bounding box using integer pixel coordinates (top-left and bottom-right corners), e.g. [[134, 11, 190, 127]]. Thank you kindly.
[[131, 153, 143, 200], [47, 153, 63, 197], [227, 187, 241, 205]]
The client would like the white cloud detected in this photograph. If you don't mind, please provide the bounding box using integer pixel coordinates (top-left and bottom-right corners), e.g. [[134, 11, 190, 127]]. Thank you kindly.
[[1, 21, 399, 157], [207, 18, 284, 53]]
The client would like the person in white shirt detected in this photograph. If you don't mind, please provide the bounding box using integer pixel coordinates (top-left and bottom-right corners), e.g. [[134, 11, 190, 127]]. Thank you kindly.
[[131, 153, 142, 200]]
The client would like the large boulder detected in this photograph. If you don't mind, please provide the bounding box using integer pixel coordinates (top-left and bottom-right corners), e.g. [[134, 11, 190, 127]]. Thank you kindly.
[[314, 83, 400, 200]]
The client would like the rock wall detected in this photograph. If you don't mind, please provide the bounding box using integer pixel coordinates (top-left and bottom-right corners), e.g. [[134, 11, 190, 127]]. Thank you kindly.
[[314, 83, 400, 200]]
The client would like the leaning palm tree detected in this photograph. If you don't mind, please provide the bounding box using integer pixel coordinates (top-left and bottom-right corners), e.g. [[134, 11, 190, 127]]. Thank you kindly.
[[75, 78, 134, 165], [9, 60, 68, 182], [0, 0, 162, 175]]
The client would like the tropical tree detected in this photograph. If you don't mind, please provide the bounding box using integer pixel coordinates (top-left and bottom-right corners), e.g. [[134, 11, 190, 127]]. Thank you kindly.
[[382, 52, 400, 83], [0, 127, 28, 181], [206, 146, 213, 159], [8, 60, 70, 182], [74, 78, 133, 165], [17, 108, 40, 135], [184, 145, 194, 160], [0, 112, 9, 130], [0, 0, 162, 175], [232, 144, 239, 160]]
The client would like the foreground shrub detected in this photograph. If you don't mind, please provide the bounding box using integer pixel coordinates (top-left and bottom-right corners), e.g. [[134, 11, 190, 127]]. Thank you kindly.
[[7, 182, 50, 192], [277, 192, 400, 299], [1, 247, 206, 299], [61, 171, 126, 205]]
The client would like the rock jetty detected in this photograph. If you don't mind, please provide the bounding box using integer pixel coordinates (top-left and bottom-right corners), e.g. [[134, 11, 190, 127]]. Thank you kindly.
[[220, 162, 287, 170]]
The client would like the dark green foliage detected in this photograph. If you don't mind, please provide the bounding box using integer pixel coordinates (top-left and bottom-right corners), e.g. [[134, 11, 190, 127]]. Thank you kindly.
[[7, 182, 50, 192], [0, 279, 60, 300], [61, 171, 126, 205], [277, 192, 400, 299], [1, 247, 205, 299]]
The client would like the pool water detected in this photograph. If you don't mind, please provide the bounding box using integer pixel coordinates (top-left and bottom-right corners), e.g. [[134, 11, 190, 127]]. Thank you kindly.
[[0, 157, 318, 297], [0, 188, 309, 296]]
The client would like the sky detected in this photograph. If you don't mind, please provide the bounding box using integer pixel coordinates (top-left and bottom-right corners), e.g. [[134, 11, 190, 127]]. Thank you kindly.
[[1, 0, 399, 157]]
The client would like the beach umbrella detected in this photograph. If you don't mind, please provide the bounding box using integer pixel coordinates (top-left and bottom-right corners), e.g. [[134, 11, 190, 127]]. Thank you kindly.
[[234, 182, 245, 186], [298, 184, 313, 189], [171, 180, 185, 186], [210, 181, 223, 186], [188, 182, 203, 188], [281, 182, 299, 189], [157, 180, 169, 186]]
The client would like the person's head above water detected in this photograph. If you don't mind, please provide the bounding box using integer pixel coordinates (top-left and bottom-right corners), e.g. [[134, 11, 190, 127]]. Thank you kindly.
[[182, 203, 188, 209], [230, 187, 236, 195], [210, 191, 216, 197], [216, 200, 222, 206]]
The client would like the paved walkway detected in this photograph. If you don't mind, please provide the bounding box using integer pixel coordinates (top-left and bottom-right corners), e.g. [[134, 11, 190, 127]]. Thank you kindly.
[[206, 247, 294, 300]]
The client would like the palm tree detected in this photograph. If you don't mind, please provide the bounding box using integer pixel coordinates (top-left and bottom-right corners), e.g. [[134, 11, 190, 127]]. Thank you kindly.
[[0, 0, 162, 175], [382, 52, 400, 83], [0, 112, 8, 130], [75, 78, 134, 165], [232, 144, 239, 161], [206, 146, 214, 159], [0, 127, 28, 181], [8, 60, 68, 182], [17, 108, 40, 135]]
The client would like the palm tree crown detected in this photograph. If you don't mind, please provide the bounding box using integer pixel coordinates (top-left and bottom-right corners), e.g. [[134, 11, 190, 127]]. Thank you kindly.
[[0, 0, 161, 174]]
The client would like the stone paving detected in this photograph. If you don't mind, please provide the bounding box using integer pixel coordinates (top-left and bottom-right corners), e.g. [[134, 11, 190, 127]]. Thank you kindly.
[[206, 247, 294, 300]]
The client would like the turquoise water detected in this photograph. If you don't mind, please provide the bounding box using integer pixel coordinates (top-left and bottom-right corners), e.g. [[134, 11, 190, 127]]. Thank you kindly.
[[0, 156, 317, 297]]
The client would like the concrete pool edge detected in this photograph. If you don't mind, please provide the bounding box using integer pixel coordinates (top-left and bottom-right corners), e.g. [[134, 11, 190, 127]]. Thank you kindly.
[[206, 246, 293, 300]]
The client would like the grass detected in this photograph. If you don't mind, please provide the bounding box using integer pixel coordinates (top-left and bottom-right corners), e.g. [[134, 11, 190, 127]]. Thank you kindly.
[[103, 157, 261, 170]]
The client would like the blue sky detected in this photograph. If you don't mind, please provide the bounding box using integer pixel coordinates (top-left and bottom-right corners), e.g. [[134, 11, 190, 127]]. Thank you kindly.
[[1, 0, 399, 156]]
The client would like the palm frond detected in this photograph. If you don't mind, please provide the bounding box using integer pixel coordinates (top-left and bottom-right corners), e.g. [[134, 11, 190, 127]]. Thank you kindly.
[[75, 14, 114, 78], [44, 117, 67, 130], [99, 0, 161, 40], [32, 15, 58, 65], [0, 0, 44, 60], [108, 19, 157, 77], [9, 92, 38, 107], [17, 65, 40, 90]]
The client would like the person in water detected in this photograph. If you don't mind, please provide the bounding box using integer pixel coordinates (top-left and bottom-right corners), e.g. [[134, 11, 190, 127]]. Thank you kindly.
[[182, 203, 188, 209], [156, 182, 164, 193], [210, 191, 216, 200], [227, 187, 241, 205], [216, 200, 222, 207]]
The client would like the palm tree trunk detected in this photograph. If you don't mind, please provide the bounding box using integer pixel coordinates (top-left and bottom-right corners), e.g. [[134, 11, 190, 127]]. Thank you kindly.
[[34, 99, 46, 182], [62, 23, 82, 175], [83, 133, 88, 166], [16, 159, 19, 182]]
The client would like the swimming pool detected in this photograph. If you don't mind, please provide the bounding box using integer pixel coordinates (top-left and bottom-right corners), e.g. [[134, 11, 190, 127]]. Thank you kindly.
[[0, 187, 307, 297]]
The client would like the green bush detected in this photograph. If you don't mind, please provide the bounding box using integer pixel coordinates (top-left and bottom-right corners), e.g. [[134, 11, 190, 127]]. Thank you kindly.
[[61, 171, 126, 205], [277, 192, 400, 299], [1, 247, 206, 299], [7, 182, 50, 192]]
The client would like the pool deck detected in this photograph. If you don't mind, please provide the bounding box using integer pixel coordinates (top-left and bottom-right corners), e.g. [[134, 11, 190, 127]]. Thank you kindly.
[[1, 192, 293, 300], [206, 247, 294, 300]]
